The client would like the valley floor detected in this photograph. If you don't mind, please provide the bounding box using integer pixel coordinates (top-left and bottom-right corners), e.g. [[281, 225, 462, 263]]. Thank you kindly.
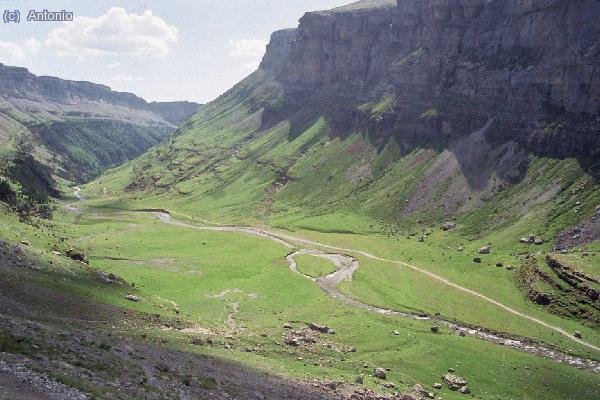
[[1, 189, 599, 399]]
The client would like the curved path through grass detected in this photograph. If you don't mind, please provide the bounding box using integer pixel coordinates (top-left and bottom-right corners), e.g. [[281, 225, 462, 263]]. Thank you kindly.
[[149, 210, 600, 372]]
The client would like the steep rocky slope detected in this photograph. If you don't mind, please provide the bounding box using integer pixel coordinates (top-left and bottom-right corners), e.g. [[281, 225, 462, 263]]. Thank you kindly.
[[0, 64, 200, 183], [99, 0, 599, 243]]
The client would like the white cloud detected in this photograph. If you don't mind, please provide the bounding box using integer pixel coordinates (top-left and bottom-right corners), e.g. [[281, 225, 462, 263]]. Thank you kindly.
[[46, 7, 178, 57], [23, 38, 41, 54], [107, 62, 121, 69], [0, 41, 25, 62], [228, 38, 266, 69], [110, 74, 146, 83], [0, 38, 41, 64]]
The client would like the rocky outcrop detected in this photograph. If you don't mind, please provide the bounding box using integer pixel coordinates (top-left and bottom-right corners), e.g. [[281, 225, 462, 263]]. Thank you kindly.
[[0, 64, 199, 125], [259, 0, 600, 161], [0, 63, 200, 183], [516, 256, 600, 324]]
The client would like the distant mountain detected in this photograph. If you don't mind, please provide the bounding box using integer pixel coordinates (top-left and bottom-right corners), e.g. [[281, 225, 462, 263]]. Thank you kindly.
[[100, 0, 599, 244], [0, 63, 200, 183]]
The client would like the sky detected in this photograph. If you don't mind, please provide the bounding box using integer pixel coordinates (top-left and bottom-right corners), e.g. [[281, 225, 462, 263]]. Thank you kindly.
[[0, 0, 352, 103]]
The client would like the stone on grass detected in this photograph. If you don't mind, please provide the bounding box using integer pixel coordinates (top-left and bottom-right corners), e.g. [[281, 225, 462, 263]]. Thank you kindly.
[[478, 246, 491, 254], [442, 222, 456, 231], [373, 367, 387, 379], [443, 373, 468, 390]]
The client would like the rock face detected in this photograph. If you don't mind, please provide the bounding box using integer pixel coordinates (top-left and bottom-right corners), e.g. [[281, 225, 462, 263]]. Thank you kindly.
[[260, 0, 600, 161], [0, 64, 199, 126], [0, 64, 200, 183]]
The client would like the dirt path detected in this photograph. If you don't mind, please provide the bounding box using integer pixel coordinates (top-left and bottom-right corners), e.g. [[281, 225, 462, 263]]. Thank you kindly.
[[67, 193, 600, 370], [150, 211, 600, 371]]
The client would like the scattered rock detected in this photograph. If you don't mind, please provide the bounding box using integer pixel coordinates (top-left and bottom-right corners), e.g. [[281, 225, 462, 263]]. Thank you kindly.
[[125, 295, 139, 302], [155, 363, 169, 372], [495, 262, 503, 268], [355, 375, 364, 384], [478, 246, 491, 254], [51, 251, 61, 256], [309, 323, 334, 334], [534, 238, 544, 245], [574, 331, 582, 338], [283, 323, 293, 329], [506, 265, 515, 271], [433, 383, 442, 389], [284, 329, 317, 346], [19, 240, 30, 246], [383, 382, 395, 389], [447, 368, 455, 373], [392, 330, 400, 336], [519, 237, 529, 244], [66, 248, 89, 264], [418, 237, 425, 242], [98, 272, 121, 284], [430, 325, 439, 333], [459, 386, 471, 394], [473, 257, 482, 263], [373, 367, 387, 379], [443, 373, 468, 390], [413, 384, 435, 399], [458, 330, 467, 337], [442, 222, 456, 231]]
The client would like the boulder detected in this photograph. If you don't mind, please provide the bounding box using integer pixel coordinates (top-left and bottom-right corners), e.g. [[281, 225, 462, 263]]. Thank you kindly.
[[66, 248, 89, 264], [430, 325, 439, 333], [433, 383, 442, 389], [98, 271, 121, 284], [443, 373, 468, 390], [473, 257, 482, 263], [283, 323, 293, 329], [373, 367, 387, 379], [309, 323, 332, 333], [478, 246, 491, 254], [534, 238, 544, 245], [459, 386, 471, 394], [496, 262, 503, 268], [125, 294, 139, 302], [355, 375, 364, 384], [574, 330, 582, 338], [519, 238, 529, 244], [19, 240, 30, 246], [442, 222, 456, 231]]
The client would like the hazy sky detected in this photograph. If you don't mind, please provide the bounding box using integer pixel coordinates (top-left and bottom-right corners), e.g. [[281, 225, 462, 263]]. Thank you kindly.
[[0, 0, 352, 103]]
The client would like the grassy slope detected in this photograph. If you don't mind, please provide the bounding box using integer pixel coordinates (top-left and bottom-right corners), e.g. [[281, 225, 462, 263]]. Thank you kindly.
[[1, 201, 598, 400], [88, 67, 600, 356]]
